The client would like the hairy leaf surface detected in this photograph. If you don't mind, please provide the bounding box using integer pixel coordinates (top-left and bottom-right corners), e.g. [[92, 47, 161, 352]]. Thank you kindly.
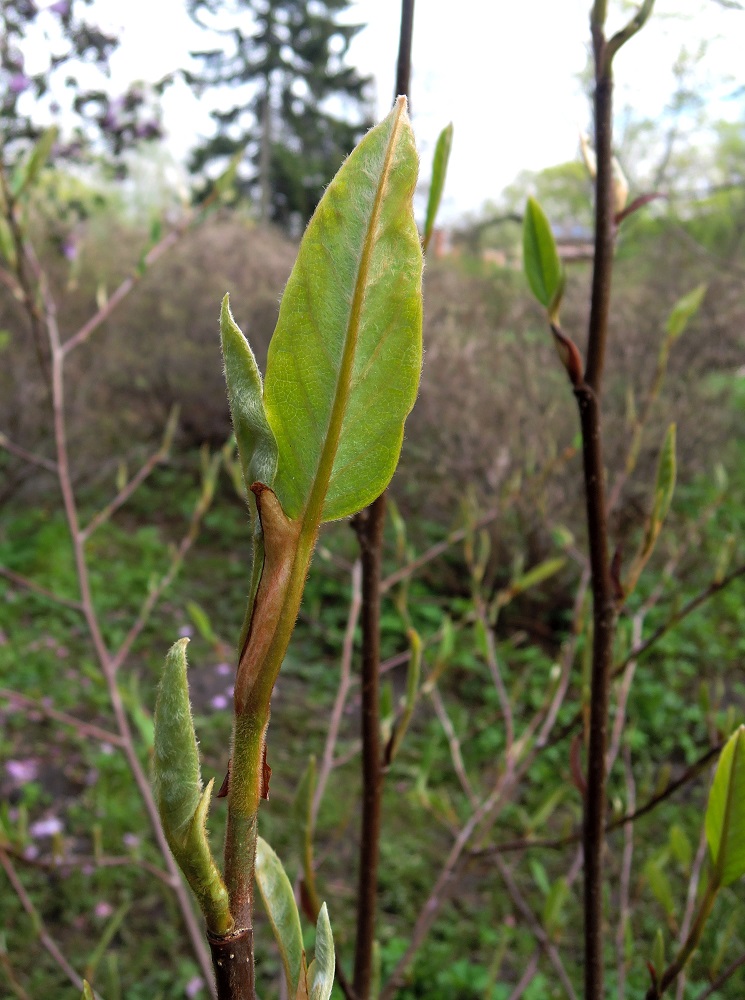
[[264, 97, 422, 522]]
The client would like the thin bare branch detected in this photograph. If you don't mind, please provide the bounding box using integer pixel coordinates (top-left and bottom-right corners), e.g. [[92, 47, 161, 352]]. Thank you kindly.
[[0, 848, 103, 1000], [428, 684, 479, 809], [0, 688, 125, 746], [0, 432, 57, 473], [506, 951, 541, 1000], [616, 745, 636, 1000], [493, 854, 578, 1000], [0, 566, 84, 612], [675, 829, 709, 1000], [606, 0, 656, 64], [80, 407, 178, 542], [313, 560, 362, 824], [695, 953, 745, 1000]]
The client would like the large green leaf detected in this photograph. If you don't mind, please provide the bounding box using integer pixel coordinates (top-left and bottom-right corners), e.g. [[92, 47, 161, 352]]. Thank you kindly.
[[705, 725, 745, 886], [423, 123, 453, 252], [264, 96, 423, 522], [255, 836, 304, 998], [523, 196, 564, 317]]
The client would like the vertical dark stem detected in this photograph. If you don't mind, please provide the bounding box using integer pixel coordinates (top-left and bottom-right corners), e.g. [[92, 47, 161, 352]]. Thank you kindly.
[[208, 929, 255, 1000], [352, 494, 386, 1000], [351, 6, 415, 997], [581, 30, 616, 1000], [394, 0, 415, 100]]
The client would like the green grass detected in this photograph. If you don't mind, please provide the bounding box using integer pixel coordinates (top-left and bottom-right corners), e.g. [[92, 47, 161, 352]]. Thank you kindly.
[[1, 440, 744, 999]]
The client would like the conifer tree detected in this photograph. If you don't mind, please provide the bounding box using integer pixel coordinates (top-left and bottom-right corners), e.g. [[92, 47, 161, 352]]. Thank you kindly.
[[186, 0, 373, 229]]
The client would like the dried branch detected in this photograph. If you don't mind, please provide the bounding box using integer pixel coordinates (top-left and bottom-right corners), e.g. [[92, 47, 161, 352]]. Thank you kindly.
[[0, 688, 125, 746], [0, 566, 84, 612], [0, 432, 57, 474]]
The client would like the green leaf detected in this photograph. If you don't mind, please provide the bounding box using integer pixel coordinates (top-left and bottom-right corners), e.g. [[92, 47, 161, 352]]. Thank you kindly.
[[651, 423, 676, 528], [255, 836, 304, 999], [423, 123, 453, 252], [651, 927, 665, 977], [542, 877, 569, 938], [669, 824, 692, 870], [264, 96, 423, 522], [523, 197, 564, 316], [666, 284, 707, 340], [220, 294, 278, 493], [11, 126, 58, 197], [705, 725, 745, 886], [644, 857, 676, 917], [213, 144, 247, 200], [152, 639, 232, 934], [81, 982, 95, 1000], [308, 902, 335, 1000]]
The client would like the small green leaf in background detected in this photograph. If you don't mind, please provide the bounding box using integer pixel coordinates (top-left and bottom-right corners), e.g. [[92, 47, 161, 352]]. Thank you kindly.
[[651, 423, 676, 528], [255, 836, 304, 999], [220, 294, 278, 493], [308, 902, 335, 1000], [423, 122, 453, 253], [264, 96, 423, 523], [669, 824, 693, 871], [705, 725, 745, 886], [11, 125, 58, 197], [651, 927, 665, 977], [666, 283, 707, 340], [81, 982, 95, 1000], [543, 877, 569, 940], [523, 196, 564, 318], [644, 856, 676, 918]]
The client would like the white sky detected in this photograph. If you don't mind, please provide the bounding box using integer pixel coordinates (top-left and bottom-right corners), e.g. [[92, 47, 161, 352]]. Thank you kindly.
[[87, 0, 744, 220]]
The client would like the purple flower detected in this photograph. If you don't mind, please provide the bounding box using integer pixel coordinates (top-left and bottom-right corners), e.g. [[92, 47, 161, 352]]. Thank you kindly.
[[49, 0, 70, 14], [123, 833, 140, 849], [210, 694, 228, 711], [9, 74, 31, 95], [94, 901, 114, 919], [185, 977, 205, 998], [215, 663, 232, 676], [5, 759, 38, 784], [178, 625, 193, 638], [29, 816, 63, 838]]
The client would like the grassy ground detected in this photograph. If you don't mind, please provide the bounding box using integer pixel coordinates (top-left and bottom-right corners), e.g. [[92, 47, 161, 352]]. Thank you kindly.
[[1, 430, 744, 999]]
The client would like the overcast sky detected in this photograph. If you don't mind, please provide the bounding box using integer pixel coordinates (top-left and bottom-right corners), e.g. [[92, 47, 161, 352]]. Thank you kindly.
[[90, 0, 744, 220]]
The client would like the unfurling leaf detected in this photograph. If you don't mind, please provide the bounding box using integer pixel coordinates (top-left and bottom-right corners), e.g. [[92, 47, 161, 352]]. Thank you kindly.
[[523, 197, 564, 319], [308, 903, 335, 1000], [665, 284, 707, 340], [651, 423, 676, 529], [264, 96, 423, 523], [11, 126, 58, 197], [152, 639, 232, 934], [705, 725, 745, 886], [423, 122, 453, 252], [220, 294, 278, 494], [255, 836, 304, 999]]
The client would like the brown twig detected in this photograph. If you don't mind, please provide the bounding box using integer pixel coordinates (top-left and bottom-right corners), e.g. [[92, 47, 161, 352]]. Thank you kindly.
[[616, 745, 636, 1000], [0, 566, 84, 612], [493, 854, 578, 1000], [25, 238, 217, 994], [0, 688, 125, 746], [4, 844, 176, 888], [0, 432, 57, 474], [675, 829, 709, 1000], [695, 953, 745, 1000], [0, 848, 103, 1000]]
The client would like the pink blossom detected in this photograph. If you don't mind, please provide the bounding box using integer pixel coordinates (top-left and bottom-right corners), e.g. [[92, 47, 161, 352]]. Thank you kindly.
[[5, 759, 39, 784], [29, 816, 63, 838], [185, 976, 205, 998]]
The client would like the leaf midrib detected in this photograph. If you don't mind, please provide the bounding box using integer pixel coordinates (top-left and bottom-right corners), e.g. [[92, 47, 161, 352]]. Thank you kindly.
[[299, 97, 407, 532]]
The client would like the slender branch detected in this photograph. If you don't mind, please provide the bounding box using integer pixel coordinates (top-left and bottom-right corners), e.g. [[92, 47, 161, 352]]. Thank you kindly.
[[428, 684, 479, 809], [352, 496, 386, 1000], [617, 563, 745, 673], [0, 848, 103, 1000], [313, 560, 362, 824], [80, 409, 177, 542], [695, 953, 745, 1000], [606, 0, 656, 64], [26, 240, 217, 994], [477, 599, 514, 756], [4, 844, 176, 888], [675, 829, 709, 1000], [394, 0, 415, 101], [0, 566, 84, 612], [616, 745, 636, 1000], [0, 688, 125, 746], [507, 951, 540, 1000], [493, 855, 578, 1000], [0, 432, 57, 474]]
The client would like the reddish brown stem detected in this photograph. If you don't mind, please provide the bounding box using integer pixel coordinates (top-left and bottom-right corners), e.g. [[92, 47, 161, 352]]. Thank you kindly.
[[352, 495, 386, 1000], [208, 929, 255, 1000]]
